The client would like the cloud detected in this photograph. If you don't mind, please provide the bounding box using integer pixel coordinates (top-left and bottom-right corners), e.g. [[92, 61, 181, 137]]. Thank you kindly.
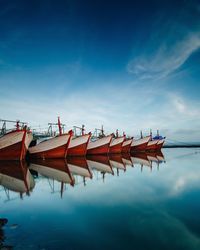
[[127, 32, 200, 80]]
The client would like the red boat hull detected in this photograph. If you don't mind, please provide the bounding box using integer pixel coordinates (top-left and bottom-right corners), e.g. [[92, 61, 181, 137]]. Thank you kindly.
[[30, 144, 68, 159], [87, 143, 110, 155], [67, 142, 88, 156], [156, 141, 165, 150], [0, 141, 24, 161], [131, 142, 148, 151], [122, 139, 132, 153], [0, 130, 28, 161], [67, 134, 91, 156]]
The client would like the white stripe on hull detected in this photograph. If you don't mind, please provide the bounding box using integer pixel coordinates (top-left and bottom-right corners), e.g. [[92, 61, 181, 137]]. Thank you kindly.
[[122, 139, 132, 147], [87, 135, 112, 150], [0, 131, 24, 150], [29, 133, 70, 154], [147, 140, 159, 146], [131, 136, 150, 147], [110, 136, 124, 147], [69, 134, 90, 148], [157, 139, 165, 145]]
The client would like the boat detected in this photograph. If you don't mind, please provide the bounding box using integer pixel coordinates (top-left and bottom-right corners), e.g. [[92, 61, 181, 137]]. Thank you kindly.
[[68, 125, 91, 156], [0, 160, 35, 194], [121, 133, 133, 153], [109, 130, 125, 154], [0, 120, 33, 160], [87, 126, 113, 155], [67, 157, 92, 179], [146, 139, 159, 151], [29, 117, 72, 159], [153, 130, 165, 150], [131, 132, 151, 152]]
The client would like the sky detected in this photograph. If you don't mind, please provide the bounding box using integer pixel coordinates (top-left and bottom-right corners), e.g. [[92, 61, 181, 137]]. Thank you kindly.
[[0, 0, 200, 141]]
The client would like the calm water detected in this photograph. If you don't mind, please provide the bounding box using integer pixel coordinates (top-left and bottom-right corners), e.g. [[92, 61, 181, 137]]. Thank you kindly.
[[0, 148, 200, 250]]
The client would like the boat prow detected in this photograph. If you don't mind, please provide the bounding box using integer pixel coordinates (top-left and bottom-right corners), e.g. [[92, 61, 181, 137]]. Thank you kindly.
[[0, 129, 33, 161], [109, 136, 125, 154], [131, 136, 150, 152], [68, 134, 91, 156], [29, 132, 72, 159], [87, 135, 112, 155]]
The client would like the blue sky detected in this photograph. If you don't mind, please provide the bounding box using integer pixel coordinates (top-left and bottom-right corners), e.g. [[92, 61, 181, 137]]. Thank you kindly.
[[0, 0, 200, 141]]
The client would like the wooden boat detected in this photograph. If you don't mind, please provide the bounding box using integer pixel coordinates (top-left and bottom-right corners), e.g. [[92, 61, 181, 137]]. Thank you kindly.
[[67, 157, 92, 179], [146, 139, 159, 151], [0, 120, 33, 160], [122, 138, 133, 153], [156, 139, 165, 150], [131, 135, 151, 152], [29, 159, 74, 185], [0, 160, 35, 194], [87, 155, 114, 175], [68, 126, 91, 156], [109, 133, 125, 154], [29, 118, 72, 159], [87, 135, 113, 155]]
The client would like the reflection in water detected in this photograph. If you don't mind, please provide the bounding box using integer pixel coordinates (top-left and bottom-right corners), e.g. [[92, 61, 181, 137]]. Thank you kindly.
[[1, 149, 200, 250], [0, 152, 166, 198], [0, 161, 35, 201], [29, 159, 74, 197]]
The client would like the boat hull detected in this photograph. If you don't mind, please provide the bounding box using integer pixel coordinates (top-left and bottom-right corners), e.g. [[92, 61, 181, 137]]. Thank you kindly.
[[87, 135, 112, 155], [122, 139, 133, 153], [0, 130, 31, 161], [29, 133, 71, 159], [146, 140, 159, 151], [109, 137, 125, 154], [131, 136, 150, 152], [156, 139, 165, 150], [67, 134, 91, 156]]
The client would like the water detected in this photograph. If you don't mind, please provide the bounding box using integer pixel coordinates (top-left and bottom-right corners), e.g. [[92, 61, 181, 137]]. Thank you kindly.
[[0, 148, 200, 250]]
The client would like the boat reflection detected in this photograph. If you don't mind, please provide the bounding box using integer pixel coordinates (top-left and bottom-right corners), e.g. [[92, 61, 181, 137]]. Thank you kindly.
[[67, 157, 92, 186], [130, 151, 165, 171], [87, 155, 114, 181], [29, 159, 74, 184], [0, 161, 35, 201], [121, 153, 133, 167], [109, 154, 126, 176], [0, 151, 165, 198]]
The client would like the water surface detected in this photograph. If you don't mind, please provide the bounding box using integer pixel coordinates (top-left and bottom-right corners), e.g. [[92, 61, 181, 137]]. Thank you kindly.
[[0, 148, 200, 250]]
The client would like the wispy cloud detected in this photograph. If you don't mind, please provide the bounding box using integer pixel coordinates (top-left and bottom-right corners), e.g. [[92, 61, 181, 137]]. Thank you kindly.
[[127, 32, 200, 80]]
